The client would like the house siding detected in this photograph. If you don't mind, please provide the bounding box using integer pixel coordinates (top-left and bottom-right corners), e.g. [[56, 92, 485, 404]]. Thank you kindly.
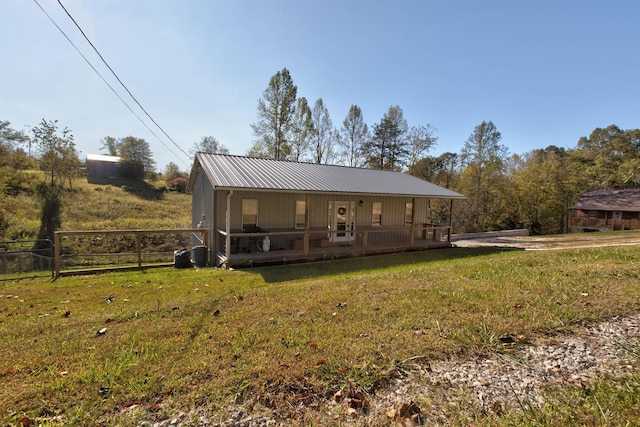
[[211, 190, 429, 232]]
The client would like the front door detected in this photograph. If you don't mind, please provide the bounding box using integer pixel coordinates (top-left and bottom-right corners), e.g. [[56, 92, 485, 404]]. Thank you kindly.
[[612, 211, 622, 229], [329, 201, 356, 243]]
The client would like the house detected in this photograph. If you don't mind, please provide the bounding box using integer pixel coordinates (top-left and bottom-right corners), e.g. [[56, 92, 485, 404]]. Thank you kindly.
[[569, 189, 640, 231], [86, 154, 121, 182], [187, 154, 465, 267]]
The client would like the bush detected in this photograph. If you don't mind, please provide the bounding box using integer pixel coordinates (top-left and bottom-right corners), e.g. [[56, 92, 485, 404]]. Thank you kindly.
[[167, 177, 188, 193]]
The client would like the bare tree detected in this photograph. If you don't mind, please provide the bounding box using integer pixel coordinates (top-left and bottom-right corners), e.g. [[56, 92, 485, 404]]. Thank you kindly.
[[339, 105, 369, 167], [290, 97, 314, 162], [407, 124, 438, 168], [249, 68, 297, 160], [311, 98, 336, 164]]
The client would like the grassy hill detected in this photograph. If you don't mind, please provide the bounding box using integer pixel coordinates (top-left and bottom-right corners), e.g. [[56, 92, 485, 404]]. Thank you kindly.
[[2, 178, 192, 240]]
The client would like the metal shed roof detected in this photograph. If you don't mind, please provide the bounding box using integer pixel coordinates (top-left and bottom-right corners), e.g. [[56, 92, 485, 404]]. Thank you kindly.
[[571, 189, 640, 212], [189, 154, 464, 199]]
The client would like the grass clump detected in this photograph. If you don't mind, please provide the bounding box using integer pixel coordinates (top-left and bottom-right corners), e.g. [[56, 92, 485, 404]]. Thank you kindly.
[[1, 244, 640, 425]]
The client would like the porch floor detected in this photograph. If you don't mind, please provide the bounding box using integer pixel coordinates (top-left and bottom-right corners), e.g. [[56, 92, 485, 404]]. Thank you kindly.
[[218, 239, 452, 268]]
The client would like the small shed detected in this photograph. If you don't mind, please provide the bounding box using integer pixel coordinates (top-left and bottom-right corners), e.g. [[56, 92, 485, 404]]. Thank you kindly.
[[187, 154, 465, 267], [86, 154, 121, 182], [569, 189, 640, 231]]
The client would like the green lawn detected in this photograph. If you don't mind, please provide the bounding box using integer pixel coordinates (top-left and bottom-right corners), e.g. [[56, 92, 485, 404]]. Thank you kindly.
[[1, 245, 640, 425]]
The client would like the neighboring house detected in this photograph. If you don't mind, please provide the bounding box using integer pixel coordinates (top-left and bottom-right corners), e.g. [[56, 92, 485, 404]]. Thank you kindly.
[[569, 189, 640, 231], [86, 154, 121, 182], [187, 154, 465, 267]]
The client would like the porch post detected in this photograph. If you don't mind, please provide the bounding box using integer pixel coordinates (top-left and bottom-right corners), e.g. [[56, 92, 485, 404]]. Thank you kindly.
[[304, 194, 309, 255], [448, 199, 454, 242], [225, 190, 233, 266], [410, 198, 416, 247]]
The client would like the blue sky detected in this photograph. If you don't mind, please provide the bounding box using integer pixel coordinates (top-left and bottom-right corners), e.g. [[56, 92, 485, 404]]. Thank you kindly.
[[2, 1, 639, 171]]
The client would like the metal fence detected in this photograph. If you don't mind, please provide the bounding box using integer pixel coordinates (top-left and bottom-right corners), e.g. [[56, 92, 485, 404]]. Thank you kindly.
[[54, 228, 209, 277], [0, 239, 54, 281]]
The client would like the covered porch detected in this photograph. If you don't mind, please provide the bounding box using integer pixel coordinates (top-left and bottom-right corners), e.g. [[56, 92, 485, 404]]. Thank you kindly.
[[215, 224, 452, 268]]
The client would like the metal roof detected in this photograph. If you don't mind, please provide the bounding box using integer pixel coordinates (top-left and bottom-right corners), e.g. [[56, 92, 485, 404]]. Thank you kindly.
[[86, 154, 121, 162], [571, 189, 640, 212], [189, 154, 464, 199]]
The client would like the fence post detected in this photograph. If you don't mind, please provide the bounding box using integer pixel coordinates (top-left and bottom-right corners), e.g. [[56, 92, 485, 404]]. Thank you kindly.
[[136, 232, 142, 269], [54, 232, 60, 278]]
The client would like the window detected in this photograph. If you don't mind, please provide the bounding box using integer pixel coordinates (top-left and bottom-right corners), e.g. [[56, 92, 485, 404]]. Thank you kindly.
[[295, 200, 306, 229], [405, 202, 413, 226], [372, 202, 382, 227], [242, 199, 258, 229]]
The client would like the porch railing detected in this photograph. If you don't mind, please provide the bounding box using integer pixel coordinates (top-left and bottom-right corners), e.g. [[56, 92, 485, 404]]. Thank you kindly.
[[215, 224, 451, 267], [569, 218, 640, 231]]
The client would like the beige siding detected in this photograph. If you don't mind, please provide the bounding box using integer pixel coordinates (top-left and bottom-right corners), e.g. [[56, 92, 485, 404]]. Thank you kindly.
[[211, 190, 432, 232]]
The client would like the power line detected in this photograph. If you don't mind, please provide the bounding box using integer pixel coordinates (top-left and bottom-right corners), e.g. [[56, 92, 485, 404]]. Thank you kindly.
[[32, 0, 190, 168], [56, 0, 191, 164]]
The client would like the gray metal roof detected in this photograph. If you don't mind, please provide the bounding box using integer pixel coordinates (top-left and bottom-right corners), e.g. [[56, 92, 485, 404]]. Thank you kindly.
[[571, 189, 640, 212], [190, 154, 464, 199]]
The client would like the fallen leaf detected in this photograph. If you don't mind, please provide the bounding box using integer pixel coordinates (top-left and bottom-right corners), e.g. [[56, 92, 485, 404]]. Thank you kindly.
[[2, 367, 16, 375], [62, 310, 71, 318], [213, 309, 220, 317], [148, 403, 162, 412], [385, 408, 397, 420], [96, 328, 107, 336], [346, 407, 357, 416], [18, 415, 31, 426], [315, 359, 325, 366], [309, 342, 318, 349]]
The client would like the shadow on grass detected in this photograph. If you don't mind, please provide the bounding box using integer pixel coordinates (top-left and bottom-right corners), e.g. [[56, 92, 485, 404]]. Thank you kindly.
[[251, 246, 522, 283]]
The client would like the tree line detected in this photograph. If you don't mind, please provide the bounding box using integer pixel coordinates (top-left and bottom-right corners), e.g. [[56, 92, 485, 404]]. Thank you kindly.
[[2, 66, 638, 241], [248, 67, 436, 169], [248, 67, 640, 235]]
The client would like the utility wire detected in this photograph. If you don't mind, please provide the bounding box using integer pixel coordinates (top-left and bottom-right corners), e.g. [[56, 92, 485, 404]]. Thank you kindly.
[[32, 0, 190, 168], [55, 0, 190, 163]]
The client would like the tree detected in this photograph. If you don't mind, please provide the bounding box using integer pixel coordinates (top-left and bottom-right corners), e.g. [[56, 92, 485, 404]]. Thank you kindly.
[[30, 119, 80, 188], [34, 182, 62, 255], [573, 125, 640, 188], [117, 136, 156, 178], [189, 135, 229, 157], [249, 67, 297, 160], [458, 121, 508, 232], [407, 124, 438, 168], [409, 152, 459, 188], [100, 136, 119, 156], [364, 105, 409, 170], [289, 97, 314, 162], [163, 162, 186, 181], [311, 98, 336, 164], [339, 105, 369, 167]]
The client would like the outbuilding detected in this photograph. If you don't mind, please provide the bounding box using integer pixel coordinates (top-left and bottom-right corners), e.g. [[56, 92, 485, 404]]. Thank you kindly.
[[86, 154, 121, 182], [187, 154, 465, 267]]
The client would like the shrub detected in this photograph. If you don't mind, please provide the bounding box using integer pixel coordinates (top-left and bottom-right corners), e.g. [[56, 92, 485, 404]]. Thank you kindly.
[[167, 177, 188, 193]]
